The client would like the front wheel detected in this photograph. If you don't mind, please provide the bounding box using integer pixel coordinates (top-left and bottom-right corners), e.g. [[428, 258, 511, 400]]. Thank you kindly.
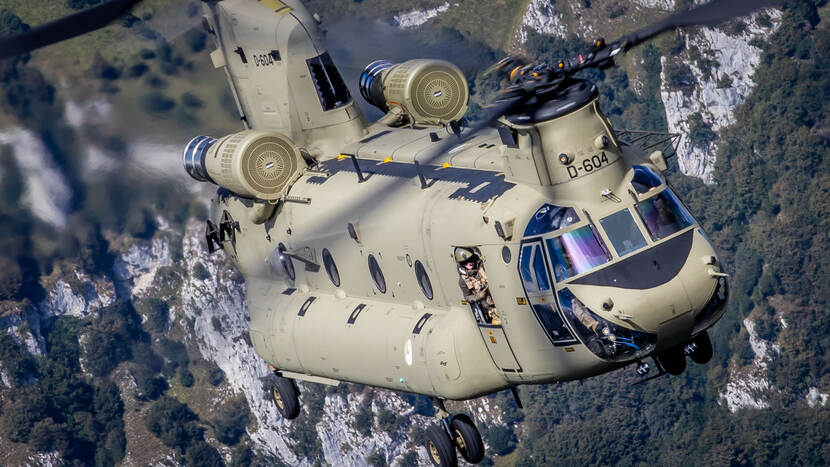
[[271, 376, 300, 420], [425, 423, 457, 467], [657, 346, 687, 375], [689, 332, 713, 364], [451, 414, 484, 464]]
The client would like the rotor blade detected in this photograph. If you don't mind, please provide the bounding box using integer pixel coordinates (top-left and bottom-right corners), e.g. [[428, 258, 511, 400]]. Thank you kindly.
[[417, 92, 533, 167], [0, 0, 142, 61], [560, 0, 784, 75]]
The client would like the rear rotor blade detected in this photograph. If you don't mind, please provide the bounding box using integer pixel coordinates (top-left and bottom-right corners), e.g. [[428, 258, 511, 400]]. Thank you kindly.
[[418, 91, 533, 167], [0, 0, 142, 61]]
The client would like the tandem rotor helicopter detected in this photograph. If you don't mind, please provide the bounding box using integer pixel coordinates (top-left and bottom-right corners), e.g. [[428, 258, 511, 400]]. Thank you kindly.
[[1, 0, 781, 464]]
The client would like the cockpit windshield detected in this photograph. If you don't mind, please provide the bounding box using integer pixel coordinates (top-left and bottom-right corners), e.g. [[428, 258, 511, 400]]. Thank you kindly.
[[545, 225, 611, 282], [636, 189, 695, 240]]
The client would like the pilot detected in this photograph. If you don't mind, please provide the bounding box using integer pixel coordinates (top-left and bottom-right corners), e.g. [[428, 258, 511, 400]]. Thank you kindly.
[[455, 247, 500, 325]]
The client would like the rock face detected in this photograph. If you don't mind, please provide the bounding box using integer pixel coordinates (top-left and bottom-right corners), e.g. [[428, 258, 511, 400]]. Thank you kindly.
[[660, 12, 780, 183], [718, 319, 775, 412], [392, 2, 450, 29], [518, 0, 567, 43]]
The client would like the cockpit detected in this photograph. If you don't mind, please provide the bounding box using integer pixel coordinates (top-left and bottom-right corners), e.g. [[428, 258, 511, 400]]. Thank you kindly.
[[518, 165, 700, 362]]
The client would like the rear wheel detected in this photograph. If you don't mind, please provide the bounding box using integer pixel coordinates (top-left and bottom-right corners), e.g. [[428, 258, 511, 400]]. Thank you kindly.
[[425, 423, 457, 466], [451, 414, 484, 464], [657, 346, 687, 375], [272, 376, 300, 420], [689, 332, 713, 364]]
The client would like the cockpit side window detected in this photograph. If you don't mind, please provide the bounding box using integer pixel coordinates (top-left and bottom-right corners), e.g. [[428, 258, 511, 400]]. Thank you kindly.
[[533, 247, 551, 291], [631, 165, 663, 194], [519, 245, 537, 293], [635, 189, 695, 241]]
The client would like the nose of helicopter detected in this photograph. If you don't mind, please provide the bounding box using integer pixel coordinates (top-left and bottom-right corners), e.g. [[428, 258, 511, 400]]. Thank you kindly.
[[565, 228, 727, 359]]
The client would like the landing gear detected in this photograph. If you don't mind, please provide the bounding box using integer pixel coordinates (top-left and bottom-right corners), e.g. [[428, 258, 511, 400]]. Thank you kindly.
[[271, 375, 301, 419], [685, 332, 713, 364], [451, 414, 485, 463], [656, 345, 686, 375], [426, 424, 457, 467], [424, 399, 485, 466]]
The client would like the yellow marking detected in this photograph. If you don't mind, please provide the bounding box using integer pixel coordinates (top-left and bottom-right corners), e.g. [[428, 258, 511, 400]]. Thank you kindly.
[[382, 157, 392, 164], [338, 154, 349, 160], [461, 300, 468, 305], [516, 297, 526, 305], [498, 172, 505, 176], [490, 336, 498, 343], [540, 297, 546, 302], [259, 0, 292, 14], [488, 331, 494, 335], [565, 347, 575, 352], [442, 162, 451, 168]]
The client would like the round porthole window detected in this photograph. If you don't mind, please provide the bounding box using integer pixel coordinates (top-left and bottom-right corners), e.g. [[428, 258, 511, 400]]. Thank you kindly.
[[502, 245, 512, 264], [277, 243, 295, 281], [322, 248, 340, 287], [414, 260, 433, 300], [367, 254, 386, 294]]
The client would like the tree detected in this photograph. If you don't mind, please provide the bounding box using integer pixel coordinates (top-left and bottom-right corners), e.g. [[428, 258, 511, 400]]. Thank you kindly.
[[144, 397, 202, 451], [0, 256, 22, 299]]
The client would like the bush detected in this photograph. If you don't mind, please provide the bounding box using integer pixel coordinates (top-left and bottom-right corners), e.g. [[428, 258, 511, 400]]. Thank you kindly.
[[140, 376, 168, 400], [0, 256, 22, 299], [375, 409, 398, 432], [213, 396, 250, 445], [185, 441, 223, 467], [144, 396, 201, 450], [1, 387, 48, 442], [30, 418, 70, 452], [486, 425, 517, 456], [140, 92, 176, 116], [135, 297, 169, 333], [179, 367, 195, 387], [183, 28, 207, 53]]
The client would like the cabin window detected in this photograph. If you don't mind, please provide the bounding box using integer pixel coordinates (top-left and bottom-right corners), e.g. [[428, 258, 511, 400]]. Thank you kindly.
[[414, 260, 434, 300], [545, 226, 611, 282], [636, 189, 695, 241], [322, 248, 340, 287], [631, 165, 663, 194], [599, 209, 648, 257], [306, 52, 351, 111], [524, 204, 579, 237], [367, 254, 386, 294]]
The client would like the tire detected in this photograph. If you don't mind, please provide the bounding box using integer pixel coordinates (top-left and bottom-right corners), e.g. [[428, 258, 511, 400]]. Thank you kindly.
[[657, 346, 687, 375], [690, 332, 713, 364], [425, 423, 457, 467], [272, 376, 300, 420], [451, 414, 484, 464]]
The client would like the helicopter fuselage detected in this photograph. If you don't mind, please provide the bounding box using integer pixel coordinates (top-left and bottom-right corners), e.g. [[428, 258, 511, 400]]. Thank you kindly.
[[210, 98, 728, 400]]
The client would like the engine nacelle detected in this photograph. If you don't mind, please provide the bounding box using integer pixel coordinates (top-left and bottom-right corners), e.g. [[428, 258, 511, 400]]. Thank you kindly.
[[359, 59, 469, 125], [183, 130, 303, 201]]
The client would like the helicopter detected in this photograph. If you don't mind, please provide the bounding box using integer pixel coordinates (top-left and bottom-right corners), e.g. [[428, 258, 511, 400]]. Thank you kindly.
[[0, 0, 779, 465]]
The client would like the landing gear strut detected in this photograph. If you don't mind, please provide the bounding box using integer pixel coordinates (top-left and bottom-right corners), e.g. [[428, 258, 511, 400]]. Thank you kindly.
[[425, 398, 485, 466]]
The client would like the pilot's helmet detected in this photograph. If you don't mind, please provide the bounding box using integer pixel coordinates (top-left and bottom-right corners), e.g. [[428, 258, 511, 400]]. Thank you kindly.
[[454, 247, 479, 266]]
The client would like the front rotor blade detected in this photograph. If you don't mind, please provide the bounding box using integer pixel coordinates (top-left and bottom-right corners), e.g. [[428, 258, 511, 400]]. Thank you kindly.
[[0, 0, 142, 61], [621, 0, 784, 51]]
